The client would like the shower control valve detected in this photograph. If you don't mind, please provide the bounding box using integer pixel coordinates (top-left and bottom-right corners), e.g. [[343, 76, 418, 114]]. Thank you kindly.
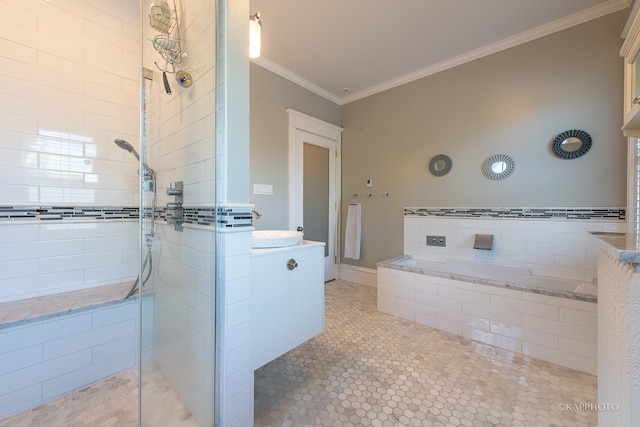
[[167, 187, 183, 196], [166, 181, 184, 232]]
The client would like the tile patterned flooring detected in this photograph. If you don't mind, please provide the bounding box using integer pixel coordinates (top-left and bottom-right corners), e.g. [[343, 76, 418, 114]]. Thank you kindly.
[[0, 366, 197, 427], [1, 280, 597, 426], [0, 370, 138, 427], [254, 280, 597, 427]]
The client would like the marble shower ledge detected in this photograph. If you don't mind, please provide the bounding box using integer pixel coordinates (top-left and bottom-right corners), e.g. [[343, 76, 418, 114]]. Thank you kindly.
[[590, 232, 640, 264], [0, 281, 141, 330]]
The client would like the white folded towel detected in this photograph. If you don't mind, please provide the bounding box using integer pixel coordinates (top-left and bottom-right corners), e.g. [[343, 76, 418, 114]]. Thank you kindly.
[[344, 203, 361, 260]]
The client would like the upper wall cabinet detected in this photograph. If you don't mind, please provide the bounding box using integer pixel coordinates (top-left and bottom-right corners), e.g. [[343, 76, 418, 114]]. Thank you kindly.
[[622, 5, 640, 137]]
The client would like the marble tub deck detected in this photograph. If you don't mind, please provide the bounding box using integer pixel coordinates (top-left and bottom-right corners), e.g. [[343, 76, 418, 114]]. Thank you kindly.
[[378, 256, 597, 303], [0, 281, 136, 329]]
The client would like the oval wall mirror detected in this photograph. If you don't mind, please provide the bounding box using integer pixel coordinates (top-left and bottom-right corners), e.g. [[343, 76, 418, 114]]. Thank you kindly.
[[483, 154, 515, 180], [428, 154, 452, 177], [552, 130, 592, 159]]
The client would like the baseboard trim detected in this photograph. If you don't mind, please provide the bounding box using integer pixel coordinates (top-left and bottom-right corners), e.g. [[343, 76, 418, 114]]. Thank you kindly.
[[339, 264, 377, 287]]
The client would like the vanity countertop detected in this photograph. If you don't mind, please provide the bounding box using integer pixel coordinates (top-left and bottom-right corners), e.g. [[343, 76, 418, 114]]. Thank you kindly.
[[590, 232, 640, 264]]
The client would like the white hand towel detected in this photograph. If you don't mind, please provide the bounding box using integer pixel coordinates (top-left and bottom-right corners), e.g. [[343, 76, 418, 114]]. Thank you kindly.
[[344, 203, 361, 260]]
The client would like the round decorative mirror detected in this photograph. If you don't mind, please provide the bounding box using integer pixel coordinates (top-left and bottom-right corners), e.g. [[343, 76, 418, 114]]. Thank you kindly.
[[428, 154, 452, 177], [552, 130, 592, 159], [483, 154, 515, 180]]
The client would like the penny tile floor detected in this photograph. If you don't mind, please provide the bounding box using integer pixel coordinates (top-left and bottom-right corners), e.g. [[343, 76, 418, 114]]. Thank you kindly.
[[0, 366, 197, 427], [254, 280, 597, 427], [1, 280, 597, 426]]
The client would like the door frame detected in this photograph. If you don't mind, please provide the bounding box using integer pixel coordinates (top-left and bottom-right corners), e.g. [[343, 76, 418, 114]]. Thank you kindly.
[[287, 109, 343, 280]]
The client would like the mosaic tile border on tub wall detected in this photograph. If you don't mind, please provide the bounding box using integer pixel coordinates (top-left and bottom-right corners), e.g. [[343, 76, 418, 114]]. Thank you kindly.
[[404, 207, 625, 220]]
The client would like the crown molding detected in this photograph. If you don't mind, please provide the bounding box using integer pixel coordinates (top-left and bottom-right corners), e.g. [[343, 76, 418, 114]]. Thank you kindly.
[[252, 0, 631, 106], [621, 0, 639, 38], [343, 0, 630, 104], [621, 0, 640, 58], [251, 56, 343, 105]]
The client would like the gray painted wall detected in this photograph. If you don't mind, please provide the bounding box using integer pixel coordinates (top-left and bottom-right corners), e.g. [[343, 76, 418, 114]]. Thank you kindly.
[[250, 63, 341, 230], [249, 11, 627, 270], [341, 11, 628, 269]]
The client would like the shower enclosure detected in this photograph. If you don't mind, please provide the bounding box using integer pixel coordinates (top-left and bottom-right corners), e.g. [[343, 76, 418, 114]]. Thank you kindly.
[[0, 0, 218, 425], [140, 0, 217, 424]]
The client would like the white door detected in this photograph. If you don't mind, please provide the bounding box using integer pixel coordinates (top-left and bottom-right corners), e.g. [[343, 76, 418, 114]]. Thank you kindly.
[[288, 110, 342, 281]]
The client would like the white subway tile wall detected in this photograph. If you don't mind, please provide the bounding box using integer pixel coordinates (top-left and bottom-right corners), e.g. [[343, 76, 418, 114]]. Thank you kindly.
[[597, 250, 639, 427], [378, 266, 598, 374], [378, 211, 622, 374], [0, 297, 154, 420], [0, 0, 141, 300], [0, 220, 138, 302], [141, 0, 218, 424], [0, 0, 140, 206], [216, 228, 254, 427], [404, 214, 625, 282], [1, 0, 221, 424]]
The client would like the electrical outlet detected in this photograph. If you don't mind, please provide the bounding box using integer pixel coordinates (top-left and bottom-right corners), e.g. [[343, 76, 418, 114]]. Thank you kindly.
[[426, 235, 446, 247]]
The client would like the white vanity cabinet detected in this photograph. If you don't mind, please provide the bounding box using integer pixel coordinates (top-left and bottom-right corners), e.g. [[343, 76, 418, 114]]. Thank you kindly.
[[250, 241, 325, 370]]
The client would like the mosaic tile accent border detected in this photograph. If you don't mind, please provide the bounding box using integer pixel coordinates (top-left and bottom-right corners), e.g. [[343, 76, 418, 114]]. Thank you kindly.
[[217, 206, 253, 228], [0, 206, 139, 221], [0, 205, 248, 229], [404, 207, 626, 220]]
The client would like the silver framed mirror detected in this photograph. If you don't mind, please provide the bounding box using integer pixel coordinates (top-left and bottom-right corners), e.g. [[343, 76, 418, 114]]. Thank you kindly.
[[483, 154, 515, 180], [552, 130, 592, 159], [428, 154, 452, 177]]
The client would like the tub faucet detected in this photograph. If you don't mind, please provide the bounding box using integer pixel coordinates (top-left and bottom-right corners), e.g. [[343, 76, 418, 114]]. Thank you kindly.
[[252, 210, 262, 220]]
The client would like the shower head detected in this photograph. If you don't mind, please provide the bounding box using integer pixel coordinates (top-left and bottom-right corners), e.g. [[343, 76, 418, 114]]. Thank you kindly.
[[114, 138, 140, 160], [113, 138, 155, 175]]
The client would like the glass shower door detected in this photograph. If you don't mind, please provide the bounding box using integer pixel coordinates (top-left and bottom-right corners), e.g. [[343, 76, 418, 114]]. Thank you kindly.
[[139, 1, 217, 425]]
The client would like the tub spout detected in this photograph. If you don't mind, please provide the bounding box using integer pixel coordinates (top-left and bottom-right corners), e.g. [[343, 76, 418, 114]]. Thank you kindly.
[[473, 234, 494, 250]]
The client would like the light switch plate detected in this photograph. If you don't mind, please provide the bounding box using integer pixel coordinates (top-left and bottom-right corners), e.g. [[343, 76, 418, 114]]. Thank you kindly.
[[254, 184, 273, 195]]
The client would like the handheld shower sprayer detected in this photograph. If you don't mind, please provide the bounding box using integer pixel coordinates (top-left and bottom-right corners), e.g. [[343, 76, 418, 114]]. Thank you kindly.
[[113, 138, 155, 175], [113, 137, 157, 299], [114, 138, 137, 156]]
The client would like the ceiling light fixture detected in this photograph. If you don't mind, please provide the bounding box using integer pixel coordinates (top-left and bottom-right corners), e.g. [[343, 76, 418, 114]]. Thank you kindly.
[[249, 12, 261, 59]]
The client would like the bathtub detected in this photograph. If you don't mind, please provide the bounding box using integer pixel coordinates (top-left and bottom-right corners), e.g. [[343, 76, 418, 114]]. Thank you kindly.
[[377, 256, 598, 374], [0, 282, 153, 419]]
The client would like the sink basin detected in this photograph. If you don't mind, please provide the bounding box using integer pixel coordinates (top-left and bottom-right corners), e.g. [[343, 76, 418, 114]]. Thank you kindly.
[[252, 230, 303, 248]]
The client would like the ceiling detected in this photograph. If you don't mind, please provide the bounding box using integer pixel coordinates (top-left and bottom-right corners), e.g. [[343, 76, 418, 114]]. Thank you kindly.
[[249, 0, 632, 105]]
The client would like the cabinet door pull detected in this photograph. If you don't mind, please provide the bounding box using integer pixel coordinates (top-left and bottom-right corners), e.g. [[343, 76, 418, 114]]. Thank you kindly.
[[287, 259, 298, 270]]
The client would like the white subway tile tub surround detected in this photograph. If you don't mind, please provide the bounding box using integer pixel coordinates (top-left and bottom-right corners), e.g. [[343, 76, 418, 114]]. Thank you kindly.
[[0, 0, 140, 207], [377, 265, 597, 374], [404, 211, 625, 283], [0, 220, 138, 302]]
